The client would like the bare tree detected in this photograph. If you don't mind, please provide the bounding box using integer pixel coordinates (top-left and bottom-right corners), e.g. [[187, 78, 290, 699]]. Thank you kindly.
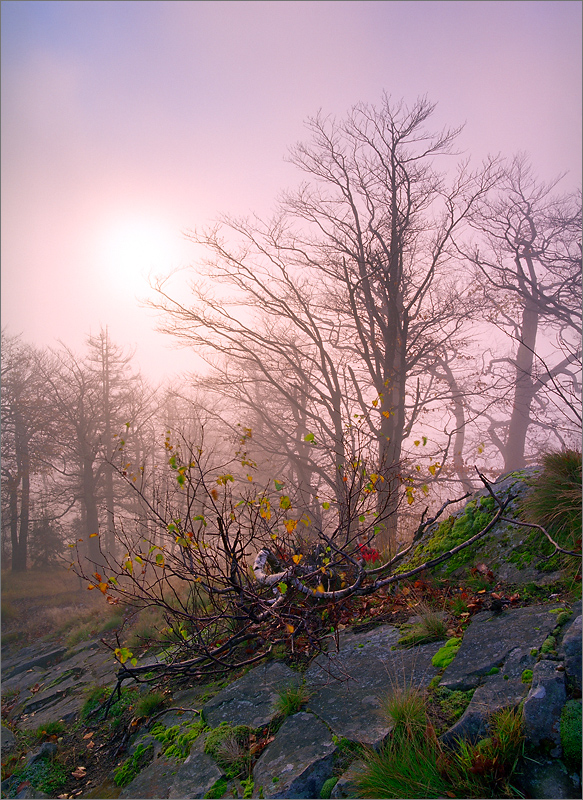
[[465, 156, 582, 469], [151, 95, 500, 551], [1, 333, 57, 571]]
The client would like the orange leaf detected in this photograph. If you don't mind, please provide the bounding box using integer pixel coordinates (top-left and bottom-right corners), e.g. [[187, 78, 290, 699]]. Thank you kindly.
[[93, 573, 102, 581], [89, 533, 99, 538], [71, 766, 87, 779], [285, 623, 295, 634], [87, 584, 95, 590]]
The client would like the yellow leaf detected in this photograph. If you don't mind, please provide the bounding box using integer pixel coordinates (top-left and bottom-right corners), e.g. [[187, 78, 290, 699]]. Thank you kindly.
[[372, 399, 378, 407], [89, 533, 99, 538], [407, 494, 414, 505], [247, 475, 253, 482], [86, 584, 94, 590], [414, 440, 420, 446], [316, 584, 325, 593], [98, 583, 108, 594], [382, 411, 390, 418], [285, 623, 295, 634], [292, 554, 303, 564], [284, 519, 297, 533]]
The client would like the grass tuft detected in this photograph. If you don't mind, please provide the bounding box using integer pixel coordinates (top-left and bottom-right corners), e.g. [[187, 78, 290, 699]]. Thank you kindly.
[[520, 450, 582, 575], [274, 682, 311, 717], [356, 686, 524, 799]]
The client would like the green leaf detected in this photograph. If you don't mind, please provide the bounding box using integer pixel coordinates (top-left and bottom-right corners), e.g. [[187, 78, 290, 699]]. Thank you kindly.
[[274, 479, 284, 491], [303, 433, 315, 443], [322, 502, 330, 510], [280, 495, 292, 510], [278, 582, 288, 594]]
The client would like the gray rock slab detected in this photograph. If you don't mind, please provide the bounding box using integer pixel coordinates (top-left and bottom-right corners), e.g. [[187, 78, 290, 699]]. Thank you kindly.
[[0, 667, 47, 697], [168, 735, 225, 799], [1, 724, 16, 753], [330, 761, 366, 798], [4, 647, 67, 679], [523, 659, 566, 752], [119, 755, 177, 799], [253, 712, 337, 799], [19, 672, 91, 715], [202, 661, 302, 729], [305, 625, 441, 748], [560, 614, 582, 693], [18, 692, 87, 729], [514, 755, 582, 799], [440, 605, 560, 690], [441, 646, 536, 746]]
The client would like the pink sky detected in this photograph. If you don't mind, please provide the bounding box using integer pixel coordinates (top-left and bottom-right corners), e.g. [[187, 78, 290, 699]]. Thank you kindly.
[[2, 1, 581, 382]]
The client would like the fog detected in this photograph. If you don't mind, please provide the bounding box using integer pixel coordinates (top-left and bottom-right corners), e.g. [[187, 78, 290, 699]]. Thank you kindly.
[[2, 1, 581, 383]]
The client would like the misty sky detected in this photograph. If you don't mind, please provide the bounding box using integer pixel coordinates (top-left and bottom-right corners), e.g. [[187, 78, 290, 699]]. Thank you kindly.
[[2, 0, 581, 383]]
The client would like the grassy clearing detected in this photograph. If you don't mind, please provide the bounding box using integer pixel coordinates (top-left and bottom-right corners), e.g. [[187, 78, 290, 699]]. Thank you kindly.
[[1, 566, 125, 645]]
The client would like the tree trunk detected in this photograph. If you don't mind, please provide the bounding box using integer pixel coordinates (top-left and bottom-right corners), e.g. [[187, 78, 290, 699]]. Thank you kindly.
[[503, 297, 539, 471]]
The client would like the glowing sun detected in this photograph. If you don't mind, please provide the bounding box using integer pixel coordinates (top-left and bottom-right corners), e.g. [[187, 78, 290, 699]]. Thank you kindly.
[[98, 215, 180, 293]]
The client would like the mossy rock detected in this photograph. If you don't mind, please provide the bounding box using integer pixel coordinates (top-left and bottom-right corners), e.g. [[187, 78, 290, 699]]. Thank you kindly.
[[397, 467, 571, 585], [560, 699, 582, 769]]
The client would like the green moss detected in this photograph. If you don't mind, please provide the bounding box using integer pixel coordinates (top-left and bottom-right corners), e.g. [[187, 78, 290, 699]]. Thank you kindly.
[[541, 635, 556, 654], [151, 719, 207, 760], [530, 648, 538, 657], [204, 722, 251, 778], [320, 777, 338, 798], [5, 755, 68, 795], [114, 743, 153, 787], [487, 667, 500, 675], [521, 669, 533, 684], [431, 638, 461, 669], [560, 700, 582, 769], [204, 777, 229, 799], [555, 611, 573, 627], [399, 497, 497, 577], [434, 687, 475, 730]]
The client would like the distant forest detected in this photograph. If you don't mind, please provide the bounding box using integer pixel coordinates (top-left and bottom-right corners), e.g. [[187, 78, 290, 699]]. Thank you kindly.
[[2, 97, 581, 576]]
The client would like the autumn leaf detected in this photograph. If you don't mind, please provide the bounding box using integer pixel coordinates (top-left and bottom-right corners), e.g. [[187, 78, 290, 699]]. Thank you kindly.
[[278, 582, 288, 594], [98, 583, 108, 594], [316, 584, 325, 593], [83, 732, 94, 740], [285, 623, 295, 634], [322, 502, 330, 510], [155, 553, 165, 568], [284, 519, 298, 533], [89, 532, 99, 538], [87, 584, 95, 590], [280, 495, 292, 510], [274, 479, 284, 491], [291, 554, 303, 564], [71, 766, 87, 779]]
